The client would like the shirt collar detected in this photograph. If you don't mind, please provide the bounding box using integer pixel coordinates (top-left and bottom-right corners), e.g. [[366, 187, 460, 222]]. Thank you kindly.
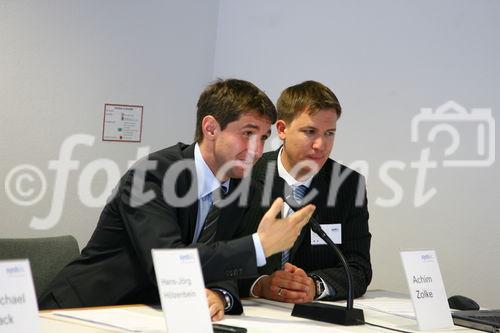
[[194, 143, 229, 199], [277, 147, 314, 188]]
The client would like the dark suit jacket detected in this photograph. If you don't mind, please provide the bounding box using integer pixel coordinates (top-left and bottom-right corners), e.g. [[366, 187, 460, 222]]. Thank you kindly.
[[240, 149, 372, 300], [39, 143, 261, 313]]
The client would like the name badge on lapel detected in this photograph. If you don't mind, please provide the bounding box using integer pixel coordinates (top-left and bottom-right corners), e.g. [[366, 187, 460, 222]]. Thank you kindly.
[[310, 223, 342, 245]]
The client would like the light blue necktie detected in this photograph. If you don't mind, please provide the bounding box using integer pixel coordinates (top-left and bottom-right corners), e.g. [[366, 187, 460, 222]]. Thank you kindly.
[[281, 185, 308, 267]]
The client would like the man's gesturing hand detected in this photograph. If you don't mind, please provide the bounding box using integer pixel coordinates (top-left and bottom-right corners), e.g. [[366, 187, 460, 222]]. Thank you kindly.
[[257, 197, 315, 257]]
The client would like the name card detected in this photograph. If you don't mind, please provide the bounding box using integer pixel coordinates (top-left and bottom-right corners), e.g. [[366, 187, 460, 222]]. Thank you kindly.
[[0, 260, 40, 332], [310, 223, 342, 245], [152, 249, 212, 333], [400, 250, 453, 330]]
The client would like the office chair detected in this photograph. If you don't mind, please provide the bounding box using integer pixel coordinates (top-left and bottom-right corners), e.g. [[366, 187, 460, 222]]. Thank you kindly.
[[0, 235, 80, 298]]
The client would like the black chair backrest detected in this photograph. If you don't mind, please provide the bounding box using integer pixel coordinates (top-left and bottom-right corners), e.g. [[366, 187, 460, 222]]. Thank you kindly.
[[0, 236, 80, 298]]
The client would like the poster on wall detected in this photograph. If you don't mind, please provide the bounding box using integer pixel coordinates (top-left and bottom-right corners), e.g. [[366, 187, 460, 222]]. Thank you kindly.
[[102, 103, 143, 142]]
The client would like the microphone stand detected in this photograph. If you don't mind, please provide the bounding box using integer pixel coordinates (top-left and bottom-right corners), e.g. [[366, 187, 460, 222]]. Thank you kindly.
[[285, 197, 364, 325]]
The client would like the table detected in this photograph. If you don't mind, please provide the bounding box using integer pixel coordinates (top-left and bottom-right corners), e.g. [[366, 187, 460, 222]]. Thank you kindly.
[[40, 290, 475, 333]]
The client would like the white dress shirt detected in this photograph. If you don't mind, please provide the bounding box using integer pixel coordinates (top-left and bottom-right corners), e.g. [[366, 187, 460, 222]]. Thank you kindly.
[[192, 144, 266, 266]]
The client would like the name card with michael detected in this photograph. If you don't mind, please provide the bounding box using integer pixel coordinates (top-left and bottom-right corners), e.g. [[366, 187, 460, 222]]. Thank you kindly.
[[400, 250, 453, 330], [152, 249, 212, 333], [0, 260, 40, 332]]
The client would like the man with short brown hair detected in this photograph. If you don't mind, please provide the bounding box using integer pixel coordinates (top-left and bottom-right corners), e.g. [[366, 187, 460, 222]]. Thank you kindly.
[[242, 80, 371, 303], [39, 79, 315, 321]]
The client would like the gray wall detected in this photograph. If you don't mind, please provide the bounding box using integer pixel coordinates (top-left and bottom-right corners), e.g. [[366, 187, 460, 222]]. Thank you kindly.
[[214, 0, 499, 307], [2, 0, 498, 308], [1, 0, 219, 243]]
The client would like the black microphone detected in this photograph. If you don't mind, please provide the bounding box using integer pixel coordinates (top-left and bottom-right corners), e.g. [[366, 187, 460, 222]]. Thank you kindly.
[[284, 195, 364, 325]]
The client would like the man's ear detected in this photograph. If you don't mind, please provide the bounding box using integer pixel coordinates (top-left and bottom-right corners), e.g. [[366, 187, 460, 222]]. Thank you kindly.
[[276, 120, 287, 140], [201, 116, 219, 141]]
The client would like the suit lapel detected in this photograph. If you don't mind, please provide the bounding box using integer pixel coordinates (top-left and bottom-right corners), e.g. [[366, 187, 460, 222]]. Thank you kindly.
[[289, 215, 308, 260], [186, 200, 198, 242], [178, 143, 199, 242], [309, 163, 330, 208]]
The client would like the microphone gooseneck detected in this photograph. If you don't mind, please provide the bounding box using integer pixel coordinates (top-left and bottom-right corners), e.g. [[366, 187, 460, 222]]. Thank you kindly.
[[284, 195, 364, 325], [308, 217, 354, 310]]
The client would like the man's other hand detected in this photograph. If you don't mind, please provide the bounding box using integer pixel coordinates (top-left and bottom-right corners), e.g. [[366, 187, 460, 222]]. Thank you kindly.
[[251, 263, 315, 303], [206, 289, 224, 322]]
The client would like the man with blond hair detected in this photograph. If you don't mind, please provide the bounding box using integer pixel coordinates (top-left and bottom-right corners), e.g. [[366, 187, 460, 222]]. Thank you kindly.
[[242, 80, 371, 303]]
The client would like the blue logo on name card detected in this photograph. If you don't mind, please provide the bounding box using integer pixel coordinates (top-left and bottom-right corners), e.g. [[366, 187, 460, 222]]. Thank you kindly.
[[179, 254, 195, 263], [5, 265, 25, 276], [421, 254, 434, 262]]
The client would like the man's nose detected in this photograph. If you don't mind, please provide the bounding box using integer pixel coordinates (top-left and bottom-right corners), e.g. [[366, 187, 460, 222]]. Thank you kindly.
[[246, 136, 264, 162], [312, 136, 325, 151], [255, 141, 265, 159]]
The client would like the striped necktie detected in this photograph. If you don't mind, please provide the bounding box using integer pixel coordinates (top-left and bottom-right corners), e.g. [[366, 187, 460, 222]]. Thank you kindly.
[[197, 186, 227, 245], [293, 185, 308, 203], [281, 185, 308, 267]]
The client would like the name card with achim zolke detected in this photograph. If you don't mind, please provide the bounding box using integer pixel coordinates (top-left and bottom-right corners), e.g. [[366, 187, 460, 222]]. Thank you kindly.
[[401, 250, 453, 331]]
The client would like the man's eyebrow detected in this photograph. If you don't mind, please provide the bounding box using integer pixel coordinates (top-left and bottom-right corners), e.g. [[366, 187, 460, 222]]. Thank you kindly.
[[299, 126, 336, 131], [299, 125, 318, 130], [240, 123, 259, 130], [240, 124, 271, 137]]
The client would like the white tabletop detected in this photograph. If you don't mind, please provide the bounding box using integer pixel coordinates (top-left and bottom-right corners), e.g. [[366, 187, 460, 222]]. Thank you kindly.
[[39, 290, 475, 333]]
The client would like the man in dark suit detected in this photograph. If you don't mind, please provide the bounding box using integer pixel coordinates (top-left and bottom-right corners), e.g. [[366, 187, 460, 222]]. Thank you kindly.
[[241, 80, 371, 303], [39, 79, 315, 321]]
